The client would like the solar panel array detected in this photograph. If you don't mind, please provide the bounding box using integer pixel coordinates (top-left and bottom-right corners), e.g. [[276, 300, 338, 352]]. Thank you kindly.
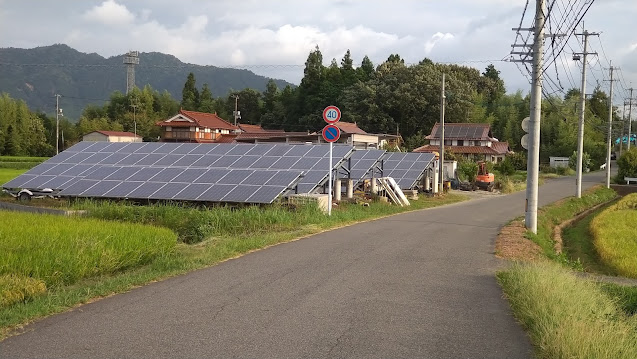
[[3, 142, 437, 203], [434, 125, 486, 139], [381, 152, 436, 189], [338, 149, 385, 184], [3, 142, 352, 204]]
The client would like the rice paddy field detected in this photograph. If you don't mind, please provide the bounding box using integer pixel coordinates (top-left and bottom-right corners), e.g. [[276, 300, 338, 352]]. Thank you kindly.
[[0, 211, 177, 309]]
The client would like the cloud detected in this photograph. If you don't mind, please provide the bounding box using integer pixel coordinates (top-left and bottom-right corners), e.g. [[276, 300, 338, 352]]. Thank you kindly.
[[83, 0, 135, 26], [424, 32, 455, 54]]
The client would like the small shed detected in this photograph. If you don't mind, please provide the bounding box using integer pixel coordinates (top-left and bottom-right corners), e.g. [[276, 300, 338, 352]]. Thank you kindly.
[[83, 131, 142, 143], [549, 156, 569, 168]]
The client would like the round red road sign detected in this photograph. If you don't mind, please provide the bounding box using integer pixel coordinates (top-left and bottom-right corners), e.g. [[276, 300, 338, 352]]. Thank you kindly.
[[323, 105, 341, 124], [322, 124, 341, 143]]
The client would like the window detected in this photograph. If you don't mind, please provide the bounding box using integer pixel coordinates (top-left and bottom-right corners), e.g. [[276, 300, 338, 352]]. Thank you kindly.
[[457, 140, 464, 146], [172, 127, 190, 139]]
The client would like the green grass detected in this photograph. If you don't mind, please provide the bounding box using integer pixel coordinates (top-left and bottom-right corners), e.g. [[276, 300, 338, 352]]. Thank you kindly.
[[591, 194, 637, 278], [77, 195, 466, 244], [0, 193, 467, 338], [0, 168, 27, 186], [0, 156, 49, 163], [0, 210, 176, 307], [562, 206, 617, 275], [600, 283, 637, 316], [498, 261, 637, 359], [0, 156, 48, 170], [525, 186, 618, 262]]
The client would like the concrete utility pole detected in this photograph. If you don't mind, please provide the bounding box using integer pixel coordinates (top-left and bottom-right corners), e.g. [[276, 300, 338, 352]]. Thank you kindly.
[[233, 95, 240, 126], [620, 101, 627, 157], [524, 0, 546, 234], [439, 73, 446, 194], [55, 94, 62, 155], [628, 88, 634, 150], [574, 30, 598, 198], [130, 103, 139, 139], [606, 66, 615, 188]]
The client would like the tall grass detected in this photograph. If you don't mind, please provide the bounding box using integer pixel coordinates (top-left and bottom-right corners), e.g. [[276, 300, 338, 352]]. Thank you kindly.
[[0, 210, 177, 288], [526, 187, 617, 261], [591, 193, 637, 278], [498, 261, 637, 359], [79, 195, 464, 244]]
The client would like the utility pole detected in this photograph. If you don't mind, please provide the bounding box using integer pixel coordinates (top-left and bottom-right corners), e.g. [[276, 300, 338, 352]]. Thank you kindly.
[[628, 88, 634, 150], [439, 73, 446, 194], [574, 30, 598, 198], [55, 94, 62, 155], [130, 103, 139, 140], [233, 95, 240, 126], [525, 0, 546, 233], [620, 101, 627, 157], [606, 66, 615, 188]]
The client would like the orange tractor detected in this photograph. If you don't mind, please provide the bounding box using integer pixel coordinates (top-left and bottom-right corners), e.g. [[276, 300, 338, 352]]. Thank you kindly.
[[475, 161, 495, 191]]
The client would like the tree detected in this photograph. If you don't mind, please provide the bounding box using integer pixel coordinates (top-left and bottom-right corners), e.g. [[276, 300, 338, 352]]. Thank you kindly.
[[357, 55, 375, 82], [199, 84, 215, 113], [181, 72, 200, 110]]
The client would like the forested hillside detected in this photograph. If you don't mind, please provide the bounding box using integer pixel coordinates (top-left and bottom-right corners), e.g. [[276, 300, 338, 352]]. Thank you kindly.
[[0, 44, 290, 119]]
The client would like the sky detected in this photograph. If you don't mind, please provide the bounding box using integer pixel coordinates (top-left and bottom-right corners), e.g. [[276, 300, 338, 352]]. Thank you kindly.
[[1, 0, 636, 106]]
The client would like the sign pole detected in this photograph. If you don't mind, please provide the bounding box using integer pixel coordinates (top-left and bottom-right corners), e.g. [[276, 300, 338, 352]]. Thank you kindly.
[[328, 142, 333, 216], [322, 105, 341, 217]]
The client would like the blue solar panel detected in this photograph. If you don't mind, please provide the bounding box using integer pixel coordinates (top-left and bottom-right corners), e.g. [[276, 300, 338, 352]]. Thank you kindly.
[[128, 167, 163, 182], [104, 182, 142, 198], [3, 142, 349, 202], [172, 168, 207, 183], [42, 163, 75, 176], [199, 184, 236, 201], [381, 152, 436, 189]]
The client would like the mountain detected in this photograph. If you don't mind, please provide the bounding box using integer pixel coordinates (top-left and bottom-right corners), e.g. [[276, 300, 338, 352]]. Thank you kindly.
[[0, 44, 292, 120]]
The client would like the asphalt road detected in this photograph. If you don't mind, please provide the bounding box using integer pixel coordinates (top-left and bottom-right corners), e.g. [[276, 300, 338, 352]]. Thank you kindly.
[[0, 172, 606, 359]]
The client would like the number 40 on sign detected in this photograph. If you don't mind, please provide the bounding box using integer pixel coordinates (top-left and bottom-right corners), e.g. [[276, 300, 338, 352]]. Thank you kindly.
[[323, 105, 341, 124]]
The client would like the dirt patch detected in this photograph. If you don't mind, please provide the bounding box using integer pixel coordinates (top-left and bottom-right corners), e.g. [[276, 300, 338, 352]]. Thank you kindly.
[[495, 219, 543, 261]]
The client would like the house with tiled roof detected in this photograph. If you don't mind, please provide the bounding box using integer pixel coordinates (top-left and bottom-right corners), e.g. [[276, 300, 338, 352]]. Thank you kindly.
[[156, 109, 240, 143], [413, 123, 511, 162], [82, 130, 142, 143]]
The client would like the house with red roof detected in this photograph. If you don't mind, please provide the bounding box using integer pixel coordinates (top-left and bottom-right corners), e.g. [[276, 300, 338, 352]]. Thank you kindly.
[[413, 123, 511, 162], [82, 130, 142, 143], [156, 109, 240, 143]]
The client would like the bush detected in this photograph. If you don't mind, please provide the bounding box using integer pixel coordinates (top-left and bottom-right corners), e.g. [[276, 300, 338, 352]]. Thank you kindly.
[[569, 151, 591, 172], [457, 161, 478, 182], [617, 148, 637, 182], [496, 158, 516, 176], [507, 152, 527, 170]]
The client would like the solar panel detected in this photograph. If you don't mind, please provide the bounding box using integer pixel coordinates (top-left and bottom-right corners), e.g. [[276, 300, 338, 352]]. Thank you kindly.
[[2, 142, 351, 203], [338, 149, 385, 184], [381, 152, 436, 189]]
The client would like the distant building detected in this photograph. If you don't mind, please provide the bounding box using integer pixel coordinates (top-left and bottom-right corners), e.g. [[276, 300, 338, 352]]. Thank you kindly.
[[82, 130, 142, 143], [414, 123, 511, 162], [156, 109, 239, 143]]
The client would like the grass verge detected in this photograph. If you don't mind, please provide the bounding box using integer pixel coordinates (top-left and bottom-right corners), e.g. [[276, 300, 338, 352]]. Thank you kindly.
[[0, 193, 467, 339], [498, 261, 637, 359], [525, 186, 617, 262], [591, 194, 637, 278]]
